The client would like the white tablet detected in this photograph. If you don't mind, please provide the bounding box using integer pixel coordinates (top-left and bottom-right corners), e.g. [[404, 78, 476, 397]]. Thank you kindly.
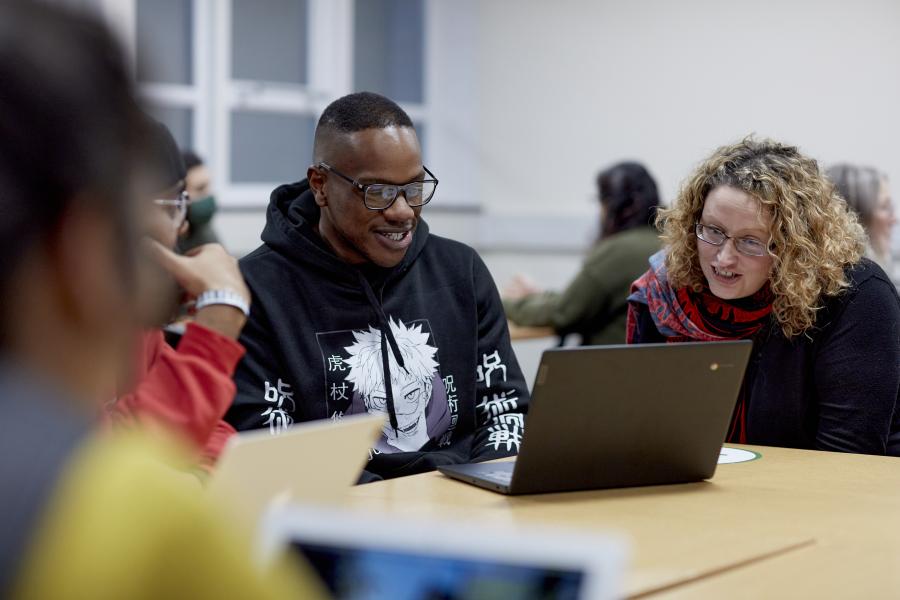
[[258, 504, 628, 600]]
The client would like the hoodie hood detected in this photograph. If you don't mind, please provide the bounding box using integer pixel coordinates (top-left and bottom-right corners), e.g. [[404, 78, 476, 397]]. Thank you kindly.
[[260, 179, 432, 432], [260, 179, 431, 284]]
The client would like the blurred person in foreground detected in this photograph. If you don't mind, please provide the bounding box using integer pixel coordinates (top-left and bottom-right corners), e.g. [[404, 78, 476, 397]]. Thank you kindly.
[[628, 137, 900, 455], [102, 120, 249, 471], [0, 2, 323, 598], [826, 163, 896, 282], [178, 149, 221, 252], [503, 162, 661, 345]]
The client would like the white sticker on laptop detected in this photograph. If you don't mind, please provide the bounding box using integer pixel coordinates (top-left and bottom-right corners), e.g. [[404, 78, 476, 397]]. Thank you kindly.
[[718, 447, 761, 464]]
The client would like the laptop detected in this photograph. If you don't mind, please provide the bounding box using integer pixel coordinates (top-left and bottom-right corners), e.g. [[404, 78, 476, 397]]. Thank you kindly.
[[439, 341, 751, 495], [257, 503, 627, 600], [206, 413, 384, 523]]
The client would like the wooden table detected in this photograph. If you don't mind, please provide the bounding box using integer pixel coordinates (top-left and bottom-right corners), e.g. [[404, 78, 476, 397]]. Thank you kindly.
[[345, 445, 900, 598]]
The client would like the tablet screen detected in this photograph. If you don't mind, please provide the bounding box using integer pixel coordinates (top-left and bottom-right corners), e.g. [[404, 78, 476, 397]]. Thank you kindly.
[[292, 541, 586, 600], [258, 504, 624, 600]]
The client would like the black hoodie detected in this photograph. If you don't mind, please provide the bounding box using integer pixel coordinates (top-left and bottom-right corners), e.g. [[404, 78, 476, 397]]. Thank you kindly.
[[225, 180, 529, 480]]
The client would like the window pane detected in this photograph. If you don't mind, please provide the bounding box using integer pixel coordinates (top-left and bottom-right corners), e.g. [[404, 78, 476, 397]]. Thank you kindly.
[[413, 121, 426, 161], [136, 0, 193, 85], [230, 111, 314, 183], [354, 0, 424, 103], [232, 0, 308, 84], [147, 105, 194, 151]]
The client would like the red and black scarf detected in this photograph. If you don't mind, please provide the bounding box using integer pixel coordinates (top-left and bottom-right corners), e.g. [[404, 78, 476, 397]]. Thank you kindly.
[[627, 250, 774, 442]]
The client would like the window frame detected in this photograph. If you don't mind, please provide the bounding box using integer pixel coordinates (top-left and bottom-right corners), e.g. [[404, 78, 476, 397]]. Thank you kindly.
[[109, 0, 477, 209]]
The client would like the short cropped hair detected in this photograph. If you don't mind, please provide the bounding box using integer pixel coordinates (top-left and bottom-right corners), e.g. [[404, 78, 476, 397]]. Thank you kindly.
[[313, 92, 414, 160], [658, 136, 865, 338], [182, 150, 204, 172], [144, 118, 186, 193]]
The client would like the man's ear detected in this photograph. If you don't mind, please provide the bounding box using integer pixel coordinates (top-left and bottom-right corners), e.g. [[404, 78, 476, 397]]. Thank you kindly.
[[308, 166, 327, 207]]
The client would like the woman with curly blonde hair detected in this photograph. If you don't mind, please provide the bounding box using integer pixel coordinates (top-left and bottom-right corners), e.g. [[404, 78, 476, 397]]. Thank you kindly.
[[627, 137, 900, 455]]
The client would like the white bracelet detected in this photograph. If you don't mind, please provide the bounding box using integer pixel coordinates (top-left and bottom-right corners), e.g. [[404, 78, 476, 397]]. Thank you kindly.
[[195, 288, 250, 317]]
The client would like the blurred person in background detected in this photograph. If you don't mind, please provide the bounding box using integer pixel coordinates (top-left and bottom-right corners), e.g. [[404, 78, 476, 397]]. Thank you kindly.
[[178, 149, 221, 252], [0, 2, 322, 598], [503, 161, 661, 345], [826, 163, 896, 281], [628, 137, 900, 456], [103, 119, 250, 471]]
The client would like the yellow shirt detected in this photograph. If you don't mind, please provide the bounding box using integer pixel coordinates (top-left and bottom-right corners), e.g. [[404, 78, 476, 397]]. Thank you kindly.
[[11, 432, 326, 600]]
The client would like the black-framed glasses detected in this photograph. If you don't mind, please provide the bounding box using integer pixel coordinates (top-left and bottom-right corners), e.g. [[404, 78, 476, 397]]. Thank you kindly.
[[695, 223, 768, 257], [153, 190, 190, 227], [317, 162, 438, 210]]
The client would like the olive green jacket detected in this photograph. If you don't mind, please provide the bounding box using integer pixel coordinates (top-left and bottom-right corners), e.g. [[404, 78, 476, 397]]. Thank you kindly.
[[504, 227, 660, 345]]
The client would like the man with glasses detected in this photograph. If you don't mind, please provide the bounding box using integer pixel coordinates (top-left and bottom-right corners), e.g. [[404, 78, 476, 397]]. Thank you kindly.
[[104, 119, 252, 469], [227, 92, 529, 480]]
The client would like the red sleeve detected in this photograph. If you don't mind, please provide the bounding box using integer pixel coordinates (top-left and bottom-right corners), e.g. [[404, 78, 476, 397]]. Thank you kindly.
[[104, 323, 245, 452]]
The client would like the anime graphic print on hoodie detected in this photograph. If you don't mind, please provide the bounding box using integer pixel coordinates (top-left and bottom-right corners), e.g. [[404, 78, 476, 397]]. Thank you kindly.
[[225, 180, 529, 480], [319, 317, 450, 453]]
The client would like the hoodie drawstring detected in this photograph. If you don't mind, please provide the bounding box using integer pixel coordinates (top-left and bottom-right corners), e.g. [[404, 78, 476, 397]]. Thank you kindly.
[[356, 271, 406, 433]]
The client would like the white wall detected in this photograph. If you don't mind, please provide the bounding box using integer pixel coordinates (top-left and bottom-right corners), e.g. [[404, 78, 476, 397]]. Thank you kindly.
[[476, 0, 900, 217]]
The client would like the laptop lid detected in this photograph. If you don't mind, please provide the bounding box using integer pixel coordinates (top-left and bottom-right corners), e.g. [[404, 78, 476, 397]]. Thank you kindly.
[[257, 503, 627, 600], [508, 341, 752, 494], [207, 413, 384, 524]]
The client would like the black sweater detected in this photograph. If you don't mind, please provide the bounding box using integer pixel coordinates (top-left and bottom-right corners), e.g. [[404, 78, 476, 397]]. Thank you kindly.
[[630, 259, 900, 456], [226, 181, 529, 479]]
